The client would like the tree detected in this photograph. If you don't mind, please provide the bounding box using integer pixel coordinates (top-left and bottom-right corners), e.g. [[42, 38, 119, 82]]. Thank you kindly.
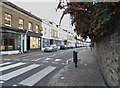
[[57, 1, 120, 41]]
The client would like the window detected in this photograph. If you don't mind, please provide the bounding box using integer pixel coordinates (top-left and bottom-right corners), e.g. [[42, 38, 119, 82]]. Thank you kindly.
[[19, 18, 24, 29], [28, 22, 32, 31], [1, 33, 20, 51], [44, 28, 46, 34], [36, 25, 39, 33], [4, 13, 12, 26]]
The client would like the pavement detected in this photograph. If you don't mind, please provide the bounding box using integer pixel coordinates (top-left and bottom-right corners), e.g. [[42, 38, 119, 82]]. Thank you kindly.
[[48, 48, 108, 87], [1, 48, 108, 87], [1, 49, 43, 60]]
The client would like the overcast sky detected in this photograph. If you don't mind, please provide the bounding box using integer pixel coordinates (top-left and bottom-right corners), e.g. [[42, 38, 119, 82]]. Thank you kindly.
[[7, 0, 74, 33]]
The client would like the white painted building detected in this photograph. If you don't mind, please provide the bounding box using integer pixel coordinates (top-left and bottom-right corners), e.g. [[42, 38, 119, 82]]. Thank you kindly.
[[41, 19, 52, 50]]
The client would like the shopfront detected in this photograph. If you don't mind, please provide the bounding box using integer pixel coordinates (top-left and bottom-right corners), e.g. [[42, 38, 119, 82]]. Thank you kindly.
[[30, 37, 40, 49], [26, 31, 41, 51], [1, 32, 21, 51], [0, 27, 24, 55]]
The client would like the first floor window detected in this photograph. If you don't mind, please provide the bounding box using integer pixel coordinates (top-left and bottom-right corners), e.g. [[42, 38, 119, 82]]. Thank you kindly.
[[19, 18, 24, 29], [4, 13, 12, 27], [36, 25, 39, 33], [28, 22, 32, 31]]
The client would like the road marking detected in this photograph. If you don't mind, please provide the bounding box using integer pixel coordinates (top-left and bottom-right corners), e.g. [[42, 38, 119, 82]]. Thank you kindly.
[[55, 59, 62, 62], [0, 62, 25, 72], [42, 61, 49, 63], [19, 66, 56, 86], [52, 54, 56, 57], [0, 62, 12, 66], [31, 58, 42, 61], [49, 54, 56, 57], [13, 84, 17, 86], [66, 59, 71, 65], [61, 76, 64, 80], [52, 62, 58, 64], [81, 62, 83, 64], [0, 64, 40, 81], [45, 58, 53, 61]]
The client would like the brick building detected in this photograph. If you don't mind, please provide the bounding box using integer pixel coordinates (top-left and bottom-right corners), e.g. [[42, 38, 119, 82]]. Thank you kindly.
[[0, 2, 42, 55]]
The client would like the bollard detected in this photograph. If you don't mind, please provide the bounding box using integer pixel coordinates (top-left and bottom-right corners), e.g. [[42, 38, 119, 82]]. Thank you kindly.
[[73, 50, 78, 67]]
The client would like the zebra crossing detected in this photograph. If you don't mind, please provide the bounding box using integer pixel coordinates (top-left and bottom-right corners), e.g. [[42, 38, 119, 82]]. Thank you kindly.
[[3, 57, 63, 63], [0, 61, 56, 86]]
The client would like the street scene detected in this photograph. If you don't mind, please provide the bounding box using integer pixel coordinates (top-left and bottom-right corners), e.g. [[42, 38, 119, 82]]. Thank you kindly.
[[0, 0, 119, 87]]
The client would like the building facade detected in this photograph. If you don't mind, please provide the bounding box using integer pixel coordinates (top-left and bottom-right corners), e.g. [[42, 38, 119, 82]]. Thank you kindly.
[[0, 2, 42, 55], [41, 20, 61, 50], [41, 19, 77, 50]]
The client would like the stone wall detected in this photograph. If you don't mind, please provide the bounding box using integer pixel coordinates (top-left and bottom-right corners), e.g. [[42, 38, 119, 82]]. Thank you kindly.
[[92, 14, 120, 87]]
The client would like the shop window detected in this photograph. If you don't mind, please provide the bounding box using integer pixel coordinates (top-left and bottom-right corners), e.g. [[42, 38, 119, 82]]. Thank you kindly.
[[4, 13, 12, 27], [36, 25, 39, 33], [1, 33, 20, 51], [19, 18, 24, 29], [28, 22, 32, 31], [30, 37, 39, 49]]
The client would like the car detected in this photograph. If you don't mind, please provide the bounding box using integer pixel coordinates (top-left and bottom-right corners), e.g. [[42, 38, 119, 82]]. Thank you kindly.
[[60, 45, 66, 50], [44, 45, 57, 52]]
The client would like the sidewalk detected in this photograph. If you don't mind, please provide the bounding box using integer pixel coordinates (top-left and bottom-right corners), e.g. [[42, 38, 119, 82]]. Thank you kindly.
[[1, 50, 43, 60], [49, 48, 107, 87]]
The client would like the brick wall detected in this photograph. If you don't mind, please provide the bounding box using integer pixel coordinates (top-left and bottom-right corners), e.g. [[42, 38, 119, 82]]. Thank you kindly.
[[1, 3, 41, 32], [92, 14, 120, 87]]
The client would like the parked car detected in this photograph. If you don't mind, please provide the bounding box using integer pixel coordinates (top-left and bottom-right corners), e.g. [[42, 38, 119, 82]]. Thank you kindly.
[[60, 45, 66, 50], [44, 45, 57, 52]]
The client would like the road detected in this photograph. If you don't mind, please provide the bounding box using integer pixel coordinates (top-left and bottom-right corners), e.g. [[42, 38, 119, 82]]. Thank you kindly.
[[0, 47, 86, 86]]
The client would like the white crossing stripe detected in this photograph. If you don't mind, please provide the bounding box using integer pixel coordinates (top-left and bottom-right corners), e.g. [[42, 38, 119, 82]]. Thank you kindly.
[[55, 59, 62, 62], [31, 58, 42, 61], [19, 66, 56, 86], [45, 58, 53, 61], [0, 62, 25, 72], [0, 62, 12, 67], [0, 64, 40, 81], [52, 62, 58, 64]]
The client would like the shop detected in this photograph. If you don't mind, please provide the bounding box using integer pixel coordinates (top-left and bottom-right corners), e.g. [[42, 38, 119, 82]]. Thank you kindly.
[[41, 38, 50, 50], [30, 37, 40, 49], [0, 27, 24, 55], [25, 31, 41, 52], [1, 32, 21, 51]]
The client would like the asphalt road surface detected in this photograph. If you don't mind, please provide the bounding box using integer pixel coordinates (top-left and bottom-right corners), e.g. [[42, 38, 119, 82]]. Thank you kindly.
[[0, 47, 86, 86]]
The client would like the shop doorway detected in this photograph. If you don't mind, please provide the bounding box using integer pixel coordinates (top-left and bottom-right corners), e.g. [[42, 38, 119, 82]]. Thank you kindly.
[[27, 36, 30, 51], [50, 39, 53, 45]]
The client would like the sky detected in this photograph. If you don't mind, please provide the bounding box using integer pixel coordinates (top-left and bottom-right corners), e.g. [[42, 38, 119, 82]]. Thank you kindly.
[[7, 0, 74, 33]]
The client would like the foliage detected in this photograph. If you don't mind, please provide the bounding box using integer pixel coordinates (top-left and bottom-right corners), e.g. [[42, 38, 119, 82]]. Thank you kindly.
[[57, 1, 120, 41]]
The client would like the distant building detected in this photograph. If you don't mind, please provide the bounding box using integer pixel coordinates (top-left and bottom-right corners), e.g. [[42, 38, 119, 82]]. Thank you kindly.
[[0, 2, 42, 55], [41, 19, 77, 50], [41, 19, 61, 50]]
